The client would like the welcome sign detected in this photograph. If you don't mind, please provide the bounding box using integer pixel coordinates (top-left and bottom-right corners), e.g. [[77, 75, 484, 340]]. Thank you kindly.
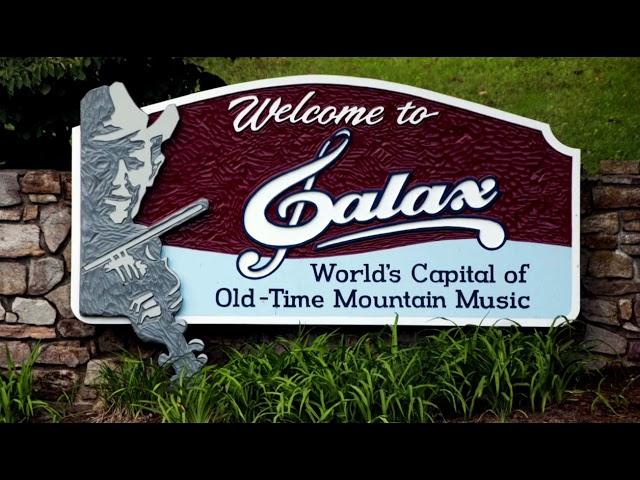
[[71, 75, 580, 328]]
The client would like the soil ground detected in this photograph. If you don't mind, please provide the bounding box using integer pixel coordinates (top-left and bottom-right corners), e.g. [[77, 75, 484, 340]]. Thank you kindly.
[[459, 367, 640, 423]]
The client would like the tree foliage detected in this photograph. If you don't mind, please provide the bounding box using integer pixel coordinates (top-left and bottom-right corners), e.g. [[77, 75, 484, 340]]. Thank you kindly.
[[0, 57, 226, 169]]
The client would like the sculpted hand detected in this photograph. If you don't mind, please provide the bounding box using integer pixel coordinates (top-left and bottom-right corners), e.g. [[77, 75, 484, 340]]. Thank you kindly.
[[129, 292, 162, 324], [103, 251, 148, 283]]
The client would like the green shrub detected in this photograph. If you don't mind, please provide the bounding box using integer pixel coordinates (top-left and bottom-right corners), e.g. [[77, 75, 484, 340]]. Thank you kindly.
[[0, 57, 225, 170], [0, 344, 60, 423], [98, 320, 588, 423], [96, 353, 169, 420]]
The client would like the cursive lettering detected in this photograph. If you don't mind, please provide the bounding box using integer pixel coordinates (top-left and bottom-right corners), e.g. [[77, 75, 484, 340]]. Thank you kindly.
[[229, 91, 385, 132], [237, 129, 506, 279]]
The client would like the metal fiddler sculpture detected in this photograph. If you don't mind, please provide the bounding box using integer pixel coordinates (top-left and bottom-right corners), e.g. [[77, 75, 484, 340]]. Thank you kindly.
[[79, 82, 208, 381]]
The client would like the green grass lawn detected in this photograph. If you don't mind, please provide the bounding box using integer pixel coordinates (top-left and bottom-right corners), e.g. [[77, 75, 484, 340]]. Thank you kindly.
[[197, 57, 640, 174]]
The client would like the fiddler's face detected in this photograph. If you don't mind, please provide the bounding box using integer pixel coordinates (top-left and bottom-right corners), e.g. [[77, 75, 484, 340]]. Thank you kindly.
[[94, 82, 179, 224], [106, 133, 165, 224]]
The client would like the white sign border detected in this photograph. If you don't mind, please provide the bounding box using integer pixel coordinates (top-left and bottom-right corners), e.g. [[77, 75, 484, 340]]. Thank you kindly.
[[71, 74, 580, 327]]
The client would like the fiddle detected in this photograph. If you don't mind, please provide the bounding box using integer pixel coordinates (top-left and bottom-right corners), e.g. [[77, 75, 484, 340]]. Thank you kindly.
[[83, 199, 210, 380]]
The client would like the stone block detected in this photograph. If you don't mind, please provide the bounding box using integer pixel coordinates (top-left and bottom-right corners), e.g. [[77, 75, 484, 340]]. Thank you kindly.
[[0, 324, 57, 339], [599, 160, 640, 175], [56, 318, 95, 338], [624, 220, 640, 232], [583, 325, 627, 355], [32, 369, 80, 401], [0, 207, 22, 221], [622, 211, 640, 221], [0, 341, 31, 367], [621, 232, 640, 245], [0, 224, 45, 258], [580, 298, 618, 325], [19, 171, 60, 194], [587, 250, 633, 278], [40, 204, 71, 253], [619, 298, 633, 321], [28, 256, 64, 295], [28, 194, 57, 204], [45, 283, 73, 318], [583, 279, 640, 295], [0, 172, 21, 207], [22, 204, 38, 221], [0, 262, 27, 295], [38, 341, 90, 368], [581, 234, 618, 250], [621, 245, 640, 256], [84, 358, 118, 386], [593, 186, 640, 209], [581, 212, 619, 234], [11, 297, 56, 325]]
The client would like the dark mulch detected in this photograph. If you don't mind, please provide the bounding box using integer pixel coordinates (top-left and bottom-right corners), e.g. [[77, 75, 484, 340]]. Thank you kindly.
[[464, 367, 640, 423]]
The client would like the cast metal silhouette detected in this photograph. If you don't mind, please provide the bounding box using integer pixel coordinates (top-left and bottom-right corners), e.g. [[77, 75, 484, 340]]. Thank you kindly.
[[79, 82, 208, 380]]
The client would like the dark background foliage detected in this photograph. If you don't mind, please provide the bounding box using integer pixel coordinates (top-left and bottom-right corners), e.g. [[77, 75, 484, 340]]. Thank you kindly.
[[0, 57, 226, 170]]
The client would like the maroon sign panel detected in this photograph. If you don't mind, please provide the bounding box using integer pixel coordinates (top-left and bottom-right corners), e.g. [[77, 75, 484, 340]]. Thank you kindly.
[[73, 75, 580, 326]]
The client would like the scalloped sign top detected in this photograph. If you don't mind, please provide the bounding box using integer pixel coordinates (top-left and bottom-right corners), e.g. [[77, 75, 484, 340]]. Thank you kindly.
[[72, 75, 580, 327]]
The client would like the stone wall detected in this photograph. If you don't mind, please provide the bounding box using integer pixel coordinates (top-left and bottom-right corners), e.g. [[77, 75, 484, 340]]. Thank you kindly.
[[0, 170, 90, 406], [581, 160, 640, 365], [0, 170, 104, 409], [1, 161, 640, 411]]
